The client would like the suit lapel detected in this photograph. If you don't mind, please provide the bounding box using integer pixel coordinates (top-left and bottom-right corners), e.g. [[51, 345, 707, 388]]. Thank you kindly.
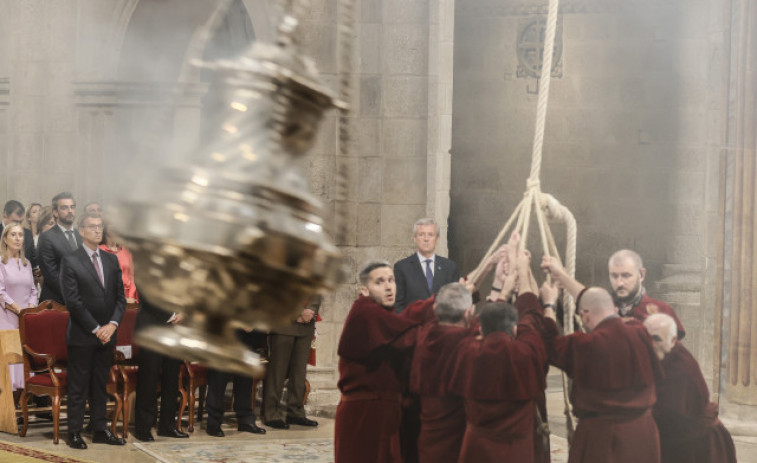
[[433, 259, 447, 293], [52, 227, 69, 252], [77, 248, 104, 290], [412, 256, 432, 297]]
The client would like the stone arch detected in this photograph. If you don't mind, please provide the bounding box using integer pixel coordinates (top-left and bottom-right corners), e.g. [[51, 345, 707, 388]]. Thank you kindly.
[[115, 0, 276, 83]]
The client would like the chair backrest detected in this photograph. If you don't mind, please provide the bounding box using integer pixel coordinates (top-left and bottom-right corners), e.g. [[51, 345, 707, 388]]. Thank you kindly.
[[19, 300, 69, 369], [115, 306, 139, 358]]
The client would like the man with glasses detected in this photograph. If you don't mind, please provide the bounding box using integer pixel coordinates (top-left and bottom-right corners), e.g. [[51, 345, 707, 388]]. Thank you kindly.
[[60, 212, 126, 449]]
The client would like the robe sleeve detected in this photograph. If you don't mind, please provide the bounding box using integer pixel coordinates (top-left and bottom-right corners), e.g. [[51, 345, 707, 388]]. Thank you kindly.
[[338, 295, 420, 361]]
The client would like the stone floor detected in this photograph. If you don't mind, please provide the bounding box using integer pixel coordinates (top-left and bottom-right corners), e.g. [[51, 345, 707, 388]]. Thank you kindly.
[[1, 372, 755, 462], [0, 416, 335, 462]]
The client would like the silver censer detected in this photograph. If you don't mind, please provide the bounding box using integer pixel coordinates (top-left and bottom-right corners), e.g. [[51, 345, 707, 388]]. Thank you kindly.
[[113, 17, 346, 377]]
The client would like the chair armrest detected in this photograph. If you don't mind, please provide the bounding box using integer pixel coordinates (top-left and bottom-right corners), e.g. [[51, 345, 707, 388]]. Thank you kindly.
[[23, 344, 65, 387], [22, 344, 56, 371]]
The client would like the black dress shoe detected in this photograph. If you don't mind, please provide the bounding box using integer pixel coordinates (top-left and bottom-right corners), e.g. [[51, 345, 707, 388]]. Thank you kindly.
[[134, 431, 155, 442], [264, 419, 289, 430], [158, 427, 189, 438], [206, 426, 225, 437], [92, 429, 126, 445], [238, 423, 266, 434], [286, 416, 319, 427], [66, 432, 88, 450]]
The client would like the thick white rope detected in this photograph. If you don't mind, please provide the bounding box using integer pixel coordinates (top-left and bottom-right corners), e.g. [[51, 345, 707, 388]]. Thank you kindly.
[[467, 0, 580, 442]]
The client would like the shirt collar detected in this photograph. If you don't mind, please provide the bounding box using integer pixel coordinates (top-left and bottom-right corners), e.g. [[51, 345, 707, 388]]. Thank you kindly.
[[417, 253, 436, 264], [57, 223, 75, 233], [82, 244, 100, 259]]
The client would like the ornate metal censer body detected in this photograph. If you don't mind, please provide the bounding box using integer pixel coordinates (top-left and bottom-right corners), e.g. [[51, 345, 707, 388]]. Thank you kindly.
[[112, 15, 345, 377]]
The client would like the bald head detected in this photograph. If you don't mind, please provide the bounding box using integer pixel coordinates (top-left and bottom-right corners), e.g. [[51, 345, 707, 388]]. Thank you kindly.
[[577, 287, 617, 332], [644, 313, 677, 360]]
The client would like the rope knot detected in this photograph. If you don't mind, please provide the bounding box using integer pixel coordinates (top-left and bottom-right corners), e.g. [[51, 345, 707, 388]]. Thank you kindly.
[[526, 178, 540, 190]]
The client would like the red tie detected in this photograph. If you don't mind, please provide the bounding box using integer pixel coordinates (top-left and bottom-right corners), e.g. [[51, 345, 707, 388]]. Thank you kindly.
[[92, 252, 104, 286]]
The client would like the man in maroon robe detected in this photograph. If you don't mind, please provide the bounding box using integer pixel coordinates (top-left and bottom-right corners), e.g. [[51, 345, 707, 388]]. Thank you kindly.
[[334, 260, 433, 463], [540, 284, 662, 463], [448, 242, 549, 463], [409, 282, 474, 463], [608, 249, 685, 338], [644, 314, 737, 463]]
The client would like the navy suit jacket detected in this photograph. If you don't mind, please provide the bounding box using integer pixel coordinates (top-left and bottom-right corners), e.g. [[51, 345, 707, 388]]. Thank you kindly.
[[394, 253, 460, 312], [38, 226, 83, 303], [60, 247, 126, 347]]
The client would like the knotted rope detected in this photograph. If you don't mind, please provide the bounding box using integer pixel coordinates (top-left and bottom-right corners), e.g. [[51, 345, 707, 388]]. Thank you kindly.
[[466, 0, 579, 441]]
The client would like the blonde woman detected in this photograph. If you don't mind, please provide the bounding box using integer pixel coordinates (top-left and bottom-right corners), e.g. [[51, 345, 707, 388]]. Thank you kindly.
[[0, 223, 38, 393], [23, 202, 42, 247]]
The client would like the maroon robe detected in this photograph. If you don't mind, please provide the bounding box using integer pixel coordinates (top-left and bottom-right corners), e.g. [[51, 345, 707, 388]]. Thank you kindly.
[[544, 315, 662, 463], [654, 343, 736, 463], [334, 296, 432, 463], [448, 293, 548, 463], [410, 320, 472, 463], [631, 293, 686, 339]]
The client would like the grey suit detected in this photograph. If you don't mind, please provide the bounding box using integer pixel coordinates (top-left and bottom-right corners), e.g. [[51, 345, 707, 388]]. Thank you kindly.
[[393, 254, 460, 312]]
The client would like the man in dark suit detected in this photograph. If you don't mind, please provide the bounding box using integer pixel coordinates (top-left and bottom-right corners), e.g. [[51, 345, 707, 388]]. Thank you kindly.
[[263, 295, 320, 429], [0, 200, 37, 269], [133, 298, 189, 441], [60, 211, 126, 449], [205, 329, 267, 437], [39, 192, 82, 303], [393, 218, 459, 463], [394, 218, 460, 313]]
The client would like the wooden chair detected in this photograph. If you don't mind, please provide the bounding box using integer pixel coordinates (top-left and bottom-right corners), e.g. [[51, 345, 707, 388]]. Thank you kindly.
[[0, 329, 23, 434], [18, 301, 69, 444], [112, 305, 139, 437], [177, 361, 208, 432]]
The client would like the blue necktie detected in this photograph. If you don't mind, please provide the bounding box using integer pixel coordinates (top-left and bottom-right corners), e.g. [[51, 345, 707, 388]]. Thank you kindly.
[[425, 259, 434, 293]]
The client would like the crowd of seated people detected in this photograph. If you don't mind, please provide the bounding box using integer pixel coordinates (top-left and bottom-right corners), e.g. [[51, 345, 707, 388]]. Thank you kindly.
[[1, 192, 319, 450]]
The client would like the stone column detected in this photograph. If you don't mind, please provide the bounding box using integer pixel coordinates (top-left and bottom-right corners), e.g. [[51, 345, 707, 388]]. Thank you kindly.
[[717, 0, 757, 427], [427, 0, 455, 254]]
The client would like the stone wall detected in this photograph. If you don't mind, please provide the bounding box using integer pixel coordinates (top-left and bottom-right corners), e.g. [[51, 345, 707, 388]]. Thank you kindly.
[[450, 0, 723, 382], [300, 0, 457, 411], [0, 0, 455, 412]]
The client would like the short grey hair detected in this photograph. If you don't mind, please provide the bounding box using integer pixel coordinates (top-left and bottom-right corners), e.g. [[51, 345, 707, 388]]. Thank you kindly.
[[358, 260, 392, 286], [413, 218, 440, 236], [77, 211, 102, 229], [478, 301, 518, 337], [435, 283, 472, 323], [609, 249, 644, 270]]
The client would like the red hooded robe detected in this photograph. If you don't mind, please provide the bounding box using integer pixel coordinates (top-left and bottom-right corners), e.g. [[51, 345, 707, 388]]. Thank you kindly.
[[334, 296, 432, 463], [447, 293, 549, 463], [544, 315, 662, 463], [654, 342, 736, 463]]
